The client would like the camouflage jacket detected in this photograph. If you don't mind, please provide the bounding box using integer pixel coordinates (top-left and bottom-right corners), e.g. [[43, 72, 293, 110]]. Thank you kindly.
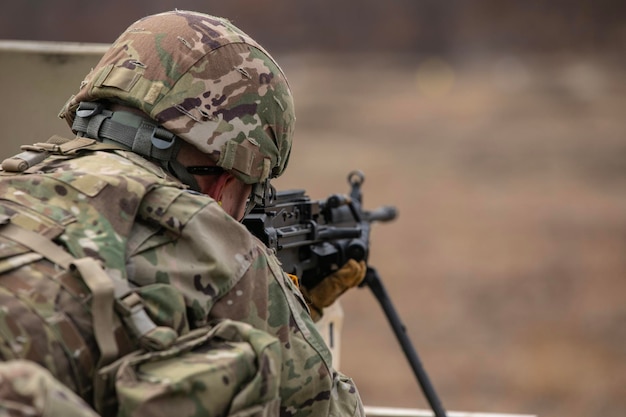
[[0, 140, 363, 417]]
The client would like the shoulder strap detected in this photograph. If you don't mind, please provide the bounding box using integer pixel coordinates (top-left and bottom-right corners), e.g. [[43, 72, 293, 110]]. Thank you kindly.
[[0, 216, 177, 367], [1, 135, 128, 173], [0, 217, 118, 368]]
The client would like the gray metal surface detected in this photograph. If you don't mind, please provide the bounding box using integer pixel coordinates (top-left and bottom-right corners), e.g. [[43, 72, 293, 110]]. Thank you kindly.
[[0, 40, 107, 159]]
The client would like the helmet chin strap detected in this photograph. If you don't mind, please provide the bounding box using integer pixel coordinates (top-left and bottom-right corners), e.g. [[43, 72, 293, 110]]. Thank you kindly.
[[165, 160, 201, 192], [242, 179, 270, 220]]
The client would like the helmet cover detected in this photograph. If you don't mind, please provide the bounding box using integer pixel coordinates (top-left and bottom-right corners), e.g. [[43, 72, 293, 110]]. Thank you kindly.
[[59, 10, 295, 184]]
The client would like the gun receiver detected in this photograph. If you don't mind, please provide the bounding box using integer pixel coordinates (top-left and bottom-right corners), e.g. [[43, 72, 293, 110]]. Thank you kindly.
[[243, 170, 447, 417], [243, 170, 396, 290]]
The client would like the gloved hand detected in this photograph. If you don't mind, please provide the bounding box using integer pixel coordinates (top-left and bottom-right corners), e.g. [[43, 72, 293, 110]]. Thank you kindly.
[[301, 259, 367, 322]]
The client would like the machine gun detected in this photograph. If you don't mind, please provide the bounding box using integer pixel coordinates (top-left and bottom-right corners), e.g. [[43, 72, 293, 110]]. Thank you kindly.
[[243, 170, 448, 417]]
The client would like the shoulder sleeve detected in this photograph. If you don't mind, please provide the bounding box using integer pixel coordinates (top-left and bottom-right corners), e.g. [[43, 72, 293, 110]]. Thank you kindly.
[[128, 187, 259, 327], [210, 238, 365, 415], [129, 187, 364, 415]]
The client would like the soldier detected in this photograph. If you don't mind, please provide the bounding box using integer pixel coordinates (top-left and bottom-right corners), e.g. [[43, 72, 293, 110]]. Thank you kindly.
[[0, 10, 365, 417]]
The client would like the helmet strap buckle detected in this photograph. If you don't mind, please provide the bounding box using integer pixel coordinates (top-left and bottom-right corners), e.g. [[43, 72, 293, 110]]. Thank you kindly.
[[75, 101, 104, 119], [242, 179, 271, 220], [150, 127, 177, 150]]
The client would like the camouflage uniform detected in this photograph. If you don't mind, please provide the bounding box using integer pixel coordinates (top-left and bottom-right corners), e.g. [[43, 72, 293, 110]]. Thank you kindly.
[[0, 139, 363, 417], [0, 360, 100, 417], [0, 9, 364, 417]]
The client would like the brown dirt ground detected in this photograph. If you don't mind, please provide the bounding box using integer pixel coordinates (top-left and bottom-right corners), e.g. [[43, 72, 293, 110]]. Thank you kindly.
[[272, 53, 626, 417], [2, 49, 625, 417]]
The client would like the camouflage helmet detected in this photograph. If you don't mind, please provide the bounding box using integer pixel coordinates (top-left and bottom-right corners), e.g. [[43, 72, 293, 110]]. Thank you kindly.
[[59, 10, 295, 184]]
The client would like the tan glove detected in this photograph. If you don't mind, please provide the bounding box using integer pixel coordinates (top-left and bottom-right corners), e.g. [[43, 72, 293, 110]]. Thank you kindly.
[[301, 259, 367, 322]]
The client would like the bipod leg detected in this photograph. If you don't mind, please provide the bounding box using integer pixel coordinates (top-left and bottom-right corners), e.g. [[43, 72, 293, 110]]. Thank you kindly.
[[363, 267, 447, 417]]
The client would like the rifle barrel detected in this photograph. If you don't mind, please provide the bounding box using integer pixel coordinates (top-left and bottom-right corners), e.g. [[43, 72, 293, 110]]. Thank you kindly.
[[365, 206, 398, 223]]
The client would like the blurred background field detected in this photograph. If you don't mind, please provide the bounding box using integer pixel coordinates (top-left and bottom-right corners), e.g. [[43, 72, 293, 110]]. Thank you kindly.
[[1, 2, 625, 417], [278, 53, 626, 417]]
